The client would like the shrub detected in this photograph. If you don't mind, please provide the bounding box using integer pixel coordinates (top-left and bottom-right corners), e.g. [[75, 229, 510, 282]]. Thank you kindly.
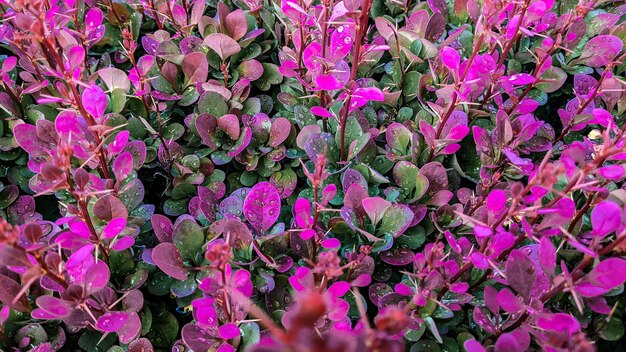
[[1, 0, 626, 351]]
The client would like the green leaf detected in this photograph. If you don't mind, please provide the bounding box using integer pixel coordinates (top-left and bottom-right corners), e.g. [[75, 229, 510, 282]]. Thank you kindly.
[[198, 92, 229, 117], [173, 219, 204, 262], [145, 306, 179, 348], [378, 204, 414, 237], [596, 316, 625, 341]]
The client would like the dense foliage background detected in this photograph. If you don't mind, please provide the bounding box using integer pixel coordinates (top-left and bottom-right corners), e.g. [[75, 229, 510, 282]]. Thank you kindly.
[[2, 0, 626, 351]]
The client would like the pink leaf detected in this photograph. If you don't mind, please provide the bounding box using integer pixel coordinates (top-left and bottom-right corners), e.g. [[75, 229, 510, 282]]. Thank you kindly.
[[98, 67, 131, 92], [362, 197, 392, 225], [108, 131, 130, 155], [310, 106, 334, 118], [497, 288, 522, 313], [2, 56, 17, 73], [182, 52, 209, 84], [151, 214, 173, 243], [487, 190, 507, 214], [473, 225, 493, 239], [96, 311, 129, 332], [591, 201, 622, 238], [299, 229, 315, 240], [328, 281, 350, 297], [508, 73, 535, 85], [218, 323, 240, 339], [576, 258, 626, 297], [441, 47, 460, 70], [268, 117, 291, 147], [217, 114, 241, 140], [204, 33, 241, 61], [464, 340, 487, 352], [82, 85, 107, 119], [35, 296, 72, 318], [495, 333, 521, 352], [84, 260, 110, 294], [111, 236, 135, 251], [315, 74, 342, 90], [321, 238, 341, 248], [536, 313, 580, 335], [102, 217, 126, 239], [225, 9, 247, 41], [85, 8, 103, 31], [471, 252, 489, 269], [597, 165, 625, 181], [113, 151, 134, 180], [66, 244, 95, 284], [353, 87, 384, 101]]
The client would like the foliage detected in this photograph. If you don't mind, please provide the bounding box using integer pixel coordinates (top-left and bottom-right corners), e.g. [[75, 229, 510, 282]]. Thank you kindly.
[[1, 0, 626, 351]]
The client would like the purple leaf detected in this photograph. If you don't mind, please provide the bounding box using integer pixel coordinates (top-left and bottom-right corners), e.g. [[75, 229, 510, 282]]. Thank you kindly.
[[243, 182, 281, 233], [126, 140, 147, 168], [182, 52, 209, 84], [578, 35, 623, 67], [151, 214, 173, 243], [84, 260, 110, 294], [380, 248, 415, 266], [35, 296, 72, 318], [117, 311, 141, 344], [538, 237, 556, 275], [128, 338, 154, 352], [0, 275, 30, 312], [182, 324, 216, 352], [93, 195, 128, 222], [268, 117, 291, 148], [227, 126, 252, 157], [152, 243, 188, 281], [505, 250, 536, 299]]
